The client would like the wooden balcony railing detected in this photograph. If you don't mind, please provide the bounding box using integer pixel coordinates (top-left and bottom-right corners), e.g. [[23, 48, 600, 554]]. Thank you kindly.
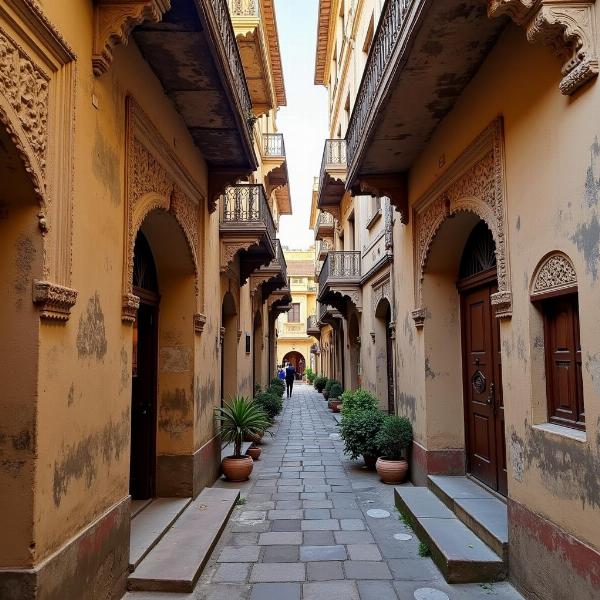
[[263, 133, 286, 157], [346, 0, 415, 169], [221, 184, 276, 242]]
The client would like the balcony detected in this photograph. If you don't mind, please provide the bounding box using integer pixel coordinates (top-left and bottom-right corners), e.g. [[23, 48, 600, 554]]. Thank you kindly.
[[318, 251, 361, 313], [317, 301, 343, 327], [314, 211, 334, 241], [262, 133, 292, 216], [268, 286, 293, 317], [316, 139, 347, 220], [228, 0, 286, 115], [316, 239, 331, 262], [345, 0, 507, 221], [219, 184, 276, 283], [252, 239, 288, 301], [307, 315, 320, 338], [133, 0, 258, 210]]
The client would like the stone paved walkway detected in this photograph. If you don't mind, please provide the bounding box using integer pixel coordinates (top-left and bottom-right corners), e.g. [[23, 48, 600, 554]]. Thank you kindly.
[[126, 383, 523, 600]]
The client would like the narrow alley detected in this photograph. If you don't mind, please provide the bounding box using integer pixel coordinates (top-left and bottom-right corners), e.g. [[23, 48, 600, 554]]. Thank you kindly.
[[126, 384, 523, 600]]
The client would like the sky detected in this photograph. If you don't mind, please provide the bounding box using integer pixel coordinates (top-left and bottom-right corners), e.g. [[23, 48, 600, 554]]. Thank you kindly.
[[274, 0, 328, 250]]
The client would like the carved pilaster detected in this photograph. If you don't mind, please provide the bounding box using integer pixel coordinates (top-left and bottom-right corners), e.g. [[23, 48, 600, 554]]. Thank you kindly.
[[488, 0, 598, 95], [121, 293, 140, 323], [32, 280, 78, 321], [93, 0, 171, 76]]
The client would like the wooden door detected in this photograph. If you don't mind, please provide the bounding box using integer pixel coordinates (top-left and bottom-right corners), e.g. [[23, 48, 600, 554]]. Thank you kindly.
[[461, 281, 506, 494], [130, 300, 158, 499], [386, 307, 395, 414]]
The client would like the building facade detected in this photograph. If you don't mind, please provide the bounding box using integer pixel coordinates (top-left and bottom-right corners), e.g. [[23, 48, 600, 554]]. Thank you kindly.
[[276, 248, 318, 377], [0, 0, 290, 597], [313, 1, 600, 598]]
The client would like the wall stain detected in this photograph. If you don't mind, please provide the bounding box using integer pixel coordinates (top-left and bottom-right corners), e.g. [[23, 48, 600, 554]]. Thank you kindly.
[[0, 459, 26, 477], [517, 335, 527, 364], [76, 293, 108, 360], [14, 236, 35, 309], [398, 392, 416, 422], [68, 384, 75, 407], [510, 425, 600, 509], [403, 312, 414, 347], [570, 214, 600, 281], [160, 346, 192, 373], [195, 378, 216, 429], [584, 353, 600, 396], [584, 136, 600, 208], [12, 430, 31, 451], [425, 357, 437, 379], [158, 388, 192, 439], [53, 408, 129, 506], [516, 215, 521, 231], [92, 125, 121, 206], [119, 347, 129, 393]]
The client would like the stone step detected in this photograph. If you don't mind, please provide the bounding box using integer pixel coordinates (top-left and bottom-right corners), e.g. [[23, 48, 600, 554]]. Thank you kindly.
[[130, 498, 153, 519], [394, 487, 506, 584], [129, 497, 192, 571], [427, 475, 508, 560], [128, 487, 240, 593]]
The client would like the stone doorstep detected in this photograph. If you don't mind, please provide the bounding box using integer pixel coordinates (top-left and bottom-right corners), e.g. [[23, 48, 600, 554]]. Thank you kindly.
[[127, 487, 240, 593], [129, 497, 192, 571], [427, 475, 508, 560], [394, 487, 506, 584]]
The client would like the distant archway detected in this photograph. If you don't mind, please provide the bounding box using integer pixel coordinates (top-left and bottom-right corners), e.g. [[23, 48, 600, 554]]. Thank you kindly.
[[348, 312, 360, 390], [283, 351, 306, 379], [375, 298, 394, 413], [221, 292, 238, 404]]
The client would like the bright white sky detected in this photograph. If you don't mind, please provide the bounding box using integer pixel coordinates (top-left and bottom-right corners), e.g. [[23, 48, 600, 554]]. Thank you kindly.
[[274, 0, 328, 250]]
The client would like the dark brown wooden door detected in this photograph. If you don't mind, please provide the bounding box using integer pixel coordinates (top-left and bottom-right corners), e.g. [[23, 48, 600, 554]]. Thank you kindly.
[[386, 306, 395, 414], [130, 300, 158, 500], [461, 281, 507, 495]]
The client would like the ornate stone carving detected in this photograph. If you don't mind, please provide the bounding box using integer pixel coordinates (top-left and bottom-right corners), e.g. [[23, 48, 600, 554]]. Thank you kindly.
[[121, 293, 140, 322], [0, 28, 49, 176], [373, 277, 392, 316], [221, 240, 258, 271], [384, 199, 394, 249], [32, 280, 78, 321], [194, 312, 207, 334], [413, 119, 512, 324], [131, 137, 173, 206], [93, 0, 171, 76], [531, 252, 578, 297], [352, 174, 409, 223], [488, 0, 598, 95]]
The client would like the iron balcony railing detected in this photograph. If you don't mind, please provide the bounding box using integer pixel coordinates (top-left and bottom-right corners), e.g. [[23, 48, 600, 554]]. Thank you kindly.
[[318, 139, 347, 194], [263, 133, 286, 157], [316, 239, 331, 260], [211, 0, 253, 120], [307, 315, 318, 331], [227, 0, 259, 16], [346, 0, 415, 168], [318, 301, 329, 321], [274, 238, 288, 284], [319, 251, 361, 291], [317, 211, 334, 229], [221, 184, 276, 242]]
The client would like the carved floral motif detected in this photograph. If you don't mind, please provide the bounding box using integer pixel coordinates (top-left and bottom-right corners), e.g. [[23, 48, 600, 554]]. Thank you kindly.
[[33, 280, 78, 321], [531, 252, 577, 297], [194, 313, 207, 334], [121, 293, 140, 323]]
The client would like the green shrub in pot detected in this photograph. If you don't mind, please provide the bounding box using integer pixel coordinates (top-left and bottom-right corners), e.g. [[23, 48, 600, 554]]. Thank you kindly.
[[329, 383, 343, 399], [339, 409, 385, 463], [340, 389, 378, 415], [254, 391, 283, 421], [374, 415, 413, 484], [314, 376, 327, 393]]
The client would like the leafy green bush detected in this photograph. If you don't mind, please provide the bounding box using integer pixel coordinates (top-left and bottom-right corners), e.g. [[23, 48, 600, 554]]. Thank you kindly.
[[340, 389, 378, 415], [268, 381, 285, 398], [375, 415, 413, 459], [325, 379, 340, 393], [305, 367, 316, 384], [329, 383, 343, 399], [254, 391, 283, 420], [340, 409, 385, 460], [314, 376, 327, 392], [254, 383, 262, 397]]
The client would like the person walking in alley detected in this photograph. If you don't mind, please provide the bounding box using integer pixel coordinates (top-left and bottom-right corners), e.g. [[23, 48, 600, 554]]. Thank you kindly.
[[285, 362, 296, 398]]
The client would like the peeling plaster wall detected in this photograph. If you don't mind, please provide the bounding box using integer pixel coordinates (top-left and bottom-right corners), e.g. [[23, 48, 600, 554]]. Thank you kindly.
[[392, 20, 600, 565]]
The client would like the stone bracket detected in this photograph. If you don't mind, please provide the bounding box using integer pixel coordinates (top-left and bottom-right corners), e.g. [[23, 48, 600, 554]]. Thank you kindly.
[[121, 292, 140, 323], [351, 174, 409, 224], [93, 0, 171, 76], [491, 290, 513, 319], [33, 280, 78, 321], [209, 169, 252, 213], [194, 313, 207, 334], [220, 238, 260, 272], [488, 0, 599, 95]]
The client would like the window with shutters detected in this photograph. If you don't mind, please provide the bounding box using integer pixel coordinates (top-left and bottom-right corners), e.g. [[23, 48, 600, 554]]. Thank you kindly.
[[288, 303, 301, 323], [542, 294, 585, 430]]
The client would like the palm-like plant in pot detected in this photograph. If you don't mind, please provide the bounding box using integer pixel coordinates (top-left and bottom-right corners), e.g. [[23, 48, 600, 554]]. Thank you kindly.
[[374, 415, 413, 484], [216, 397, 271, 482]]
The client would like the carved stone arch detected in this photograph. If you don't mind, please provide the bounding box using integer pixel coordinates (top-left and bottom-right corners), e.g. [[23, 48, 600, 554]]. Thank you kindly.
[[373, 277, 393, 320], [413, 119, 512, 326], [530, 251, 578, 299]]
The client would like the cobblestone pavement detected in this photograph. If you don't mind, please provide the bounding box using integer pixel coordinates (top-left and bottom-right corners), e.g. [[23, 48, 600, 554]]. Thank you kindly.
[[126, 383, 523, 600]]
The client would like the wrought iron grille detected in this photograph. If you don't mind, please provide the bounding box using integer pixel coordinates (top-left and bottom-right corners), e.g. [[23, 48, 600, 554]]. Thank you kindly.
[[209, 0, 253, 121], [346, 0, 415, 168], [307, 315, 318, 331], [263, 133, 285, 157], [318, 301, 330, 321], [227, 0, 259, 16], [274, 238, 288, 284], [221, 184, 276, 242], [319, 251, 361, 290], [318, 139, 347, 196], [316, 211, 334, 230]]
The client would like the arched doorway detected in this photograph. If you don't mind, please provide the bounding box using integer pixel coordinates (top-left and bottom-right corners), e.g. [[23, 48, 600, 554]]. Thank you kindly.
[[282, 351, 306, 379], [0, 124, 44, 564], [458, 221, 506, 495], [130, 231, 159, 499], [375, 299, 394, 413], [253, 311, 264, 391], [348, 312, 360, 391], [221, 292, 238, 404]]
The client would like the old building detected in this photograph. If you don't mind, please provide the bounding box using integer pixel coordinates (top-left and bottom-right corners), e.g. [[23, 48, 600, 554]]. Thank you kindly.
[[276, 247, 318, 377], [0, 0, 290, 597], [314, 0, 600, 598]]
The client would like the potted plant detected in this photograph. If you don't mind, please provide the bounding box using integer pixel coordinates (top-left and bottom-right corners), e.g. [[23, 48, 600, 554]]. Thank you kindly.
[[246, 444, 261, 460], [375, 415, 413, 484], [340, 389, 378, 415], [340, 409, 385, 469], [314, 376, 327, 393], [328, 383, 343, 412], [216, 397, 271, 482], [254, 390, 283, 422], [323, 379, 339, 400]]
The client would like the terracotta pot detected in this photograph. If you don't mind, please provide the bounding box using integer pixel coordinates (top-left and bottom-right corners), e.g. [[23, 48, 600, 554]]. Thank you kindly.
[[375, 457, 409, 484], [244, 431, 263, 444], [246, 445, 261, 460], [323, 391, 330, 400], [363, 454, 377, 469], [330, 400, 341, 413], [222, 455, 254, 482]]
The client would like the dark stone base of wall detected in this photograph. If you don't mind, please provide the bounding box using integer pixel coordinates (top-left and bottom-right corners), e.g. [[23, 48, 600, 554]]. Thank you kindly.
[[156, 434, 221, 498], [0, 496, 130, 600], [410, 441, 465, 486], [508, 498, 600, 600]]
